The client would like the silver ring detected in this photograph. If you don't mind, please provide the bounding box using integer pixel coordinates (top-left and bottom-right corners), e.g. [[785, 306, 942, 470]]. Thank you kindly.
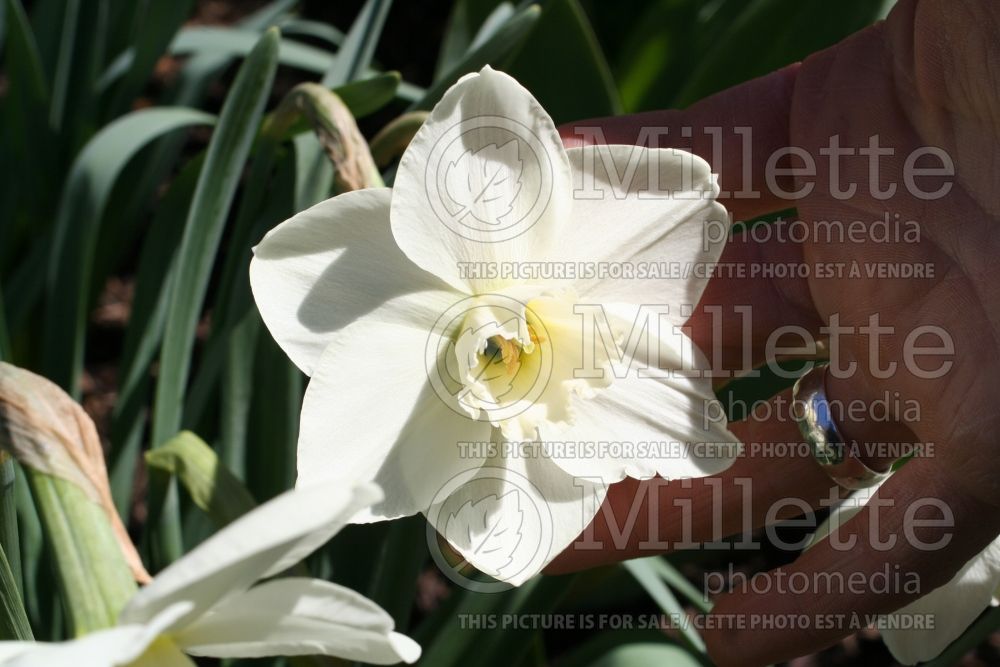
[[792, 363, 891, 490]]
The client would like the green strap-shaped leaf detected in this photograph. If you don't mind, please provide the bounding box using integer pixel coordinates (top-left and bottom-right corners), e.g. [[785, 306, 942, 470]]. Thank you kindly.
[[2, 0, 54, 226], [435, 0, 512, 80], [557, 630, 689, 667], [671, 0, 893, 108], [0, 539, 31, 641], [0, 458, 20, 602], [0, 455, 27, 641], [145, 432, 257, 528], [12, 469, 43, 634], [3, 0, 47, 106], [46, 0, 79, 132], [581, 642, 705, 667], [170, 26, 422, 103], [423, 575, 576, 667], [148, 27, 280, 566], [415, 583, 523, 666], [279, 17, 345, 48], [624, 559, 708, 659], [245, 330, 301, 501], [108, 155, 204, 517], [409, 4, 541, 112], [366, 515, 425, 630], [202, 155, 294, 483], [503, 0, 622, 124], [172, 26, 334, 73], [104, 0, 195, 119], [106, 4, 299, 495], [323, 0, 393, 87], [0, 0, 6, 54], [324, 71, 401, 120], [41, 108, 216, 394], [0, 282, 9, 363], [649, 556, 712, 614]]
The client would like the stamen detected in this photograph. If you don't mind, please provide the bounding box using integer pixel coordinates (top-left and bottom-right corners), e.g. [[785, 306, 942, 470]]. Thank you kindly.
[[487, 335, 521, 375]]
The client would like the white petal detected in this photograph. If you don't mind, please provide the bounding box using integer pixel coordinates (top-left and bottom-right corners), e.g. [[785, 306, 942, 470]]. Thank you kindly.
[[563, 145, 729, 321], [0, 627, 156, 667], [391, 66, 572, 294], [429, 454, 607, 586], [120, 483, 380, 629], [297, 317, 491, 522], [806, 482, 884, 549], [540, 303, 739, 482], [0, 603, 193, 667], [881, 541, 1000, 664], [130, 639, 195, 667], [0, 645, 33, 663], [175, 578, 419, 664], [250, 187, 460, 375]]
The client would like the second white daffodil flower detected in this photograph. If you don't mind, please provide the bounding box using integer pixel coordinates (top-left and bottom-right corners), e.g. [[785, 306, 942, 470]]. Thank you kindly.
[[0, 483, 419, 666], [810, 482, 1000, 665], [251, 66, 739, 584]]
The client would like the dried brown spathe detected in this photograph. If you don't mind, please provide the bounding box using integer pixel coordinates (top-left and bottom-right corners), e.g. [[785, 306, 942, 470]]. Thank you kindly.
[[0, 362, 150, 583]]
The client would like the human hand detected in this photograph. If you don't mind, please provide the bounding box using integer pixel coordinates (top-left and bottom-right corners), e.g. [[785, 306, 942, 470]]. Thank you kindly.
[[549, 1, 1000, 664]]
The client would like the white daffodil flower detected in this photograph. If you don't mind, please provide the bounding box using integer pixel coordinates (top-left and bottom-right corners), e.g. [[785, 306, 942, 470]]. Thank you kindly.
[[0, 483, 420, 666], [809, 482, 1000, 665], [251, 66, 739, 585]]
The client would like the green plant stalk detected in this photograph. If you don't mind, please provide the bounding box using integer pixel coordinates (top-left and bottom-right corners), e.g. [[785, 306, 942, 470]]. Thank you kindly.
[[26, 470, 136, 635]]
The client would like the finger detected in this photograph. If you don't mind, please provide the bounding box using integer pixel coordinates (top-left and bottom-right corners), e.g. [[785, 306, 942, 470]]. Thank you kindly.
[[547, 389, 841, 573], [703, 454, 1000, 667], [559, 64, 799, 222], [685, 226, 822, 375]]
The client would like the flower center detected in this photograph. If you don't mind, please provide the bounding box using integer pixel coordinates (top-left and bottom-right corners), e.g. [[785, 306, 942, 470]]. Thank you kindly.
[[448, 288, 615, 441]]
